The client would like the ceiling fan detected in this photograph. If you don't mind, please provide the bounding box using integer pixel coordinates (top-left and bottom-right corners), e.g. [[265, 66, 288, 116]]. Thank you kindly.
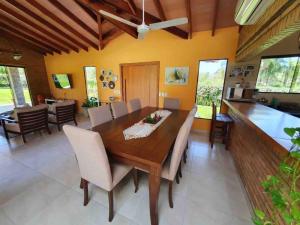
[[99, 0, 188, 39]]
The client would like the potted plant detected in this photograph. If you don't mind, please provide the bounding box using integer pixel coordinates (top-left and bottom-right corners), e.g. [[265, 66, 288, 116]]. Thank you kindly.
[[253, 127, 300, 225], [81, 97, 99, 117]]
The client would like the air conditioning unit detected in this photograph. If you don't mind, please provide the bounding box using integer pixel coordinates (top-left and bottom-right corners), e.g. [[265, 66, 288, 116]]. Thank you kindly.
[[235, 0, 275, 25]]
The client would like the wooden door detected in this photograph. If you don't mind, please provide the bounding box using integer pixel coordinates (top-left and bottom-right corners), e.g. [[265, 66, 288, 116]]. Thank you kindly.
[[121, 62, 159, 107]]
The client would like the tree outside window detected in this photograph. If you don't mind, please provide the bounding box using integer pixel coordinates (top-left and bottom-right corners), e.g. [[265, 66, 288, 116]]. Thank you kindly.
[[256, 56, 299, 93]]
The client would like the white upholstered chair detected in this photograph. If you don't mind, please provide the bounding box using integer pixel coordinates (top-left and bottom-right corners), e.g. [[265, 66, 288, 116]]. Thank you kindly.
[[88, 105, 112, 127], [163, 97, 180, 110], [183, 108, 196, 164], [129, 98, 141, 112], [111, 101, 128, 118], [63, 125, 137, 221], [135, 115, 193, 208]]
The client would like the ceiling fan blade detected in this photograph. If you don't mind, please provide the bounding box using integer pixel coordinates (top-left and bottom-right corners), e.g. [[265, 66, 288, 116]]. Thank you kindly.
[[99, 10, 139, 28], [149, 17, 188, 30], [138, 32, 146, 40]]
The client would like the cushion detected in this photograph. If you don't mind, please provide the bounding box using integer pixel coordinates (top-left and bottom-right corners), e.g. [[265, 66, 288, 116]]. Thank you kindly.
[[12, 104, 48, 121], [5, 122, 20, 133], [48, 114, 57, 123], [111, 163, 132, 189]]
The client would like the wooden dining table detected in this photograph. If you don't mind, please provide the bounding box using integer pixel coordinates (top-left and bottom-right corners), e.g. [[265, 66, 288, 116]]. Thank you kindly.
[[92, 106, 189, 225]]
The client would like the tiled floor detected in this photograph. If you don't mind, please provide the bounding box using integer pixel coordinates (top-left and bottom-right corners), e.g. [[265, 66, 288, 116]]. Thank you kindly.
[[0, 117, 252, 225]]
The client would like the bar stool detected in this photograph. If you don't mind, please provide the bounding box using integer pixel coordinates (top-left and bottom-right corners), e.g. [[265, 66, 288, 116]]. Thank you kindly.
[[209, 102, 233, 150]]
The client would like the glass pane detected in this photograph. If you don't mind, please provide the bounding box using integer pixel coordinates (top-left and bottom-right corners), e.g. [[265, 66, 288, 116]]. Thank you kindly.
[[84, 67, 98, 100], [195, 59, 227, 119], [6, 67, 32, 106], [0, 66, 32, 113], [0, 66, 14, 113], [256, 56, 299, 93], [290, 59, 300, 93]]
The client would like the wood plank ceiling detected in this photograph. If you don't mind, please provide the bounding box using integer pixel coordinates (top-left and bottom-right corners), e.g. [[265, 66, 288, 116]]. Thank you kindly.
[[0, 0, 237, 55]]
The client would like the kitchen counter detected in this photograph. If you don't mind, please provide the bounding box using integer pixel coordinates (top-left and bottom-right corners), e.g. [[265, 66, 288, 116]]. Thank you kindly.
[[223, 100, 300, 224], [224, 100, 300, 154]]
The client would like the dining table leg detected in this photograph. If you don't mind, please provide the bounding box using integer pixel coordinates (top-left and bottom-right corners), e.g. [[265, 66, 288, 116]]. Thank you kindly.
[[149, 166, 161, 225]]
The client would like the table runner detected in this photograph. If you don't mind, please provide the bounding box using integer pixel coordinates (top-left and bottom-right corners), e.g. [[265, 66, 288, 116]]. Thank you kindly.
[[123, 110, 171, 140]]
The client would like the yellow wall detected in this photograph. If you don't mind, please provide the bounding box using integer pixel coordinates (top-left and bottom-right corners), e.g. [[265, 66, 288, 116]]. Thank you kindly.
[[44, 26, 239, 130]]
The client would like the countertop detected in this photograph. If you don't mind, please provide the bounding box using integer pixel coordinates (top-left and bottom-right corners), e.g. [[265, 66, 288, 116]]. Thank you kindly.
[[223, 100, 300, 152]]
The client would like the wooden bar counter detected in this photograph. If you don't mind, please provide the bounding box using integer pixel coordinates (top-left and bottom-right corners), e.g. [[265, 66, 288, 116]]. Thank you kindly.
[[223, 100, 300, 223]]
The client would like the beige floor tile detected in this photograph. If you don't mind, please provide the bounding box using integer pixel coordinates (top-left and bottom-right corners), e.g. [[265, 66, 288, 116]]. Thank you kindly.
[[0, 117, 252, 225]]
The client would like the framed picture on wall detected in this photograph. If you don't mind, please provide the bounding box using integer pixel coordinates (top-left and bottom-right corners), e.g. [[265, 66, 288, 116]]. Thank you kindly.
[[229, 66, 243, 77], [165, 67, 189, 85]]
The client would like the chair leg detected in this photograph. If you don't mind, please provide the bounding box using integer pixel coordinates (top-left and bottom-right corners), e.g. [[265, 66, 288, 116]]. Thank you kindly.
[[3, 129, 9, 140], [176, 172, 180, 184], [83, 179, 89, 206], [108, 190, 114, 222], [80, 178, 84, 189], [21, 134, 26, 143], [133, 168, 138, 193], [168, 180, 173, 208], [225, 123, 231, 151], [47, 127, 51, 135], [74, 119, 78, 126], [178, 162, 182, 178], [183, 150, 187, 164], [57, 124, 61, 131]]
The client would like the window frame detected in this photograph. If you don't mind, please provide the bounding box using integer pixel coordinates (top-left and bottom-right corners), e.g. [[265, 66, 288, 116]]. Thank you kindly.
[[83, 66, 99, 100], [255, 54, 300, 94], [194, 58, 229, 120]]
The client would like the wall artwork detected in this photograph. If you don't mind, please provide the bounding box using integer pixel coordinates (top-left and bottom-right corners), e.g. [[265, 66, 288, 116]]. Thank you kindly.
[[99, 69, 116, 89], [165, 67, 189, 85]]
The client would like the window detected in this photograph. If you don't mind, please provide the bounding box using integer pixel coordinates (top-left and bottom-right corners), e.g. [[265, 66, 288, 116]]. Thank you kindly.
[[256, 55, 300, 93], [195, 59, 228, 119], [0, 66, 32, 113], [84, 66, 99, 100]]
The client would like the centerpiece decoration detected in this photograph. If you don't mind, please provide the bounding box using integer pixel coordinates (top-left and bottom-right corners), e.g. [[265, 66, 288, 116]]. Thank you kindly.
[[143, 113, 162, 124]]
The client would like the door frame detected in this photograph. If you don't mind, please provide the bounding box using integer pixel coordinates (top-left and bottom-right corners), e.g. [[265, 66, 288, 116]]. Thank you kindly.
[[119, 61, 160, 106], [194, 58, 229, 120]]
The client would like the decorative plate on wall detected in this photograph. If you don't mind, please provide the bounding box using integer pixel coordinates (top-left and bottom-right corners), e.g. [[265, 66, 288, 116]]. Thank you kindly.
[[99, 75, 104, 81], [108, 81, 115, 89]]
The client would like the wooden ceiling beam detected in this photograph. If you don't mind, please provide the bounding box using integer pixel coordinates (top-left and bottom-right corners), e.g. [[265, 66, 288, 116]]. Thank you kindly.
[[126, 0, 137, 15], [4, 0, 81, 52], [75, 0, 97, 22], [48, 0, 98, 39], [97, 14, 103, 50], [77, 0, 138, 39], [25, 0, 99, 50], [153, 0, 166, 21], [0, 24, 56, 55], [101, 1, 189, 39], [102, 28, 124, 47], [102, 0, 133, 15], [185, 0, 192, 39], [211, 0, 220, 36], [0, 14, 69, 54], [0, 30, 49, 55]]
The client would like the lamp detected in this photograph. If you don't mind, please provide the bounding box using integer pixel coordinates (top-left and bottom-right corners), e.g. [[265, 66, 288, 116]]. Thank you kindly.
[[12, 53, 22, 61]]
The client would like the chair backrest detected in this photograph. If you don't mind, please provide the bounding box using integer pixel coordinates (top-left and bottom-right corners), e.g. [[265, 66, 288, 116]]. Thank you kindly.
[[212, 102, 217, 122], [88, 105, 113, 127], [111, 101, 128, 118], [56, 103, 76, 123], [129, 98, 141, 112], [17, 104, 49, 133], [63, 125, 113, 191], [164, 97, 180, 110], [52, 100, 75, 113], [168, 115, 193, 180]]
